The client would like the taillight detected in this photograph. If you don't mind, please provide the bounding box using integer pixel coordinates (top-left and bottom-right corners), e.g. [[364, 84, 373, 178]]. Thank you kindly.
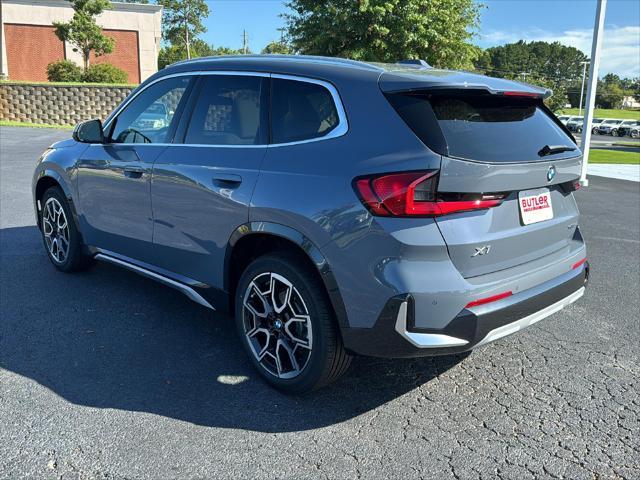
[[353, 171, 505, 217]]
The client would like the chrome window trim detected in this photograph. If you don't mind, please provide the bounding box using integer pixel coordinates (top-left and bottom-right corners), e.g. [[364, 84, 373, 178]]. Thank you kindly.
[[268, 73, 349, 147], [100, 70, 349, 149]]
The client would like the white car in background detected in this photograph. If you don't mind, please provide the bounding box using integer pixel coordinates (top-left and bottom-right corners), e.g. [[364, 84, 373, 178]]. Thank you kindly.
[[597, 119, 624, 136], [557, 115, 572, 125]]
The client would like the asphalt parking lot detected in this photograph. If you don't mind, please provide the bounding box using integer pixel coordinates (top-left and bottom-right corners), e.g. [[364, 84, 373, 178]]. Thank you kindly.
[[1, 126, 638, 479]]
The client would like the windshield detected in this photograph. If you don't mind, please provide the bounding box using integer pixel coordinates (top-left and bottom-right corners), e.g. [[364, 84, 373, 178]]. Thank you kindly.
[[387, 91, 577, 163], [603, 120, 622, 125]]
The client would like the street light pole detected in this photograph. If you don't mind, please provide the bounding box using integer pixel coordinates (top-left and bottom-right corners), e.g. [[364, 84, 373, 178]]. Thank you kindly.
[[580, 0, 607, 187], [578, 60, 589, 116]]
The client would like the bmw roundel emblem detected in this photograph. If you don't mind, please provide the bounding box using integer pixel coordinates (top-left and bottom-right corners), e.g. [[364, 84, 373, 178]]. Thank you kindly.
[[547, 165, 557, 182]]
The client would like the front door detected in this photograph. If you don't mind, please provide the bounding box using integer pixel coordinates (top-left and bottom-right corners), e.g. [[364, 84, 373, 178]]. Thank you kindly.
[[76, 75, 194, 262], [149, 74, 269, 288]]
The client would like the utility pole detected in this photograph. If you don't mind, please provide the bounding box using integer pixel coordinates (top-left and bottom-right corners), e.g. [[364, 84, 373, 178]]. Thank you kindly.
[[185, 2, 191, 59], [578, 60, 589, 116], [580, 0, 607, 186], [242, 30, 248, 54]]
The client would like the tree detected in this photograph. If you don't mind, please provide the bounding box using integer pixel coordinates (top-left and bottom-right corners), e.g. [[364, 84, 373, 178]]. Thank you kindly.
[[157, 0, 210, 60], [262, 40, 292, 55], [158, 39, 241, 69], [474, 41, 588, 85], [283, 0, 483, 69], [474, 40, 587, 112], [596, 80, 625, 109], [52, 0, 115, 72]]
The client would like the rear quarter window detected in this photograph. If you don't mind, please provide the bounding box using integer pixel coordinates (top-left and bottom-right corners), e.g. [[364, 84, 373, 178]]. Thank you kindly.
[[270, 78, 339, 144], [387, 92, 578, 163]]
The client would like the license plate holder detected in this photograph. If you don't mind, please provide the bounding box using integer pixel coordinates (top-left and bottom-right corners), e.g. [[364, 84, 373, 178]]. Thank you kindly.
[[518, 188, 553, 225]]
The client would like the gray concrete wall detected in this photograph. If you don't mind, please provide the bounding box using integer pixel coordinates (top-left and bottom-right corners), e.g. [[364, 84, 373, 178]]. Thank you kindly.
[[0, 82, 134, 125]]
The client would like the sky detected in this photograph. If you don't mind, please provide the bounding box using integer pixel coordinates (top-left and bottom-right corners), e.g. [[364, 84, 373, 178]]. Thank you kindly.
[[200, 0, 640, 78]]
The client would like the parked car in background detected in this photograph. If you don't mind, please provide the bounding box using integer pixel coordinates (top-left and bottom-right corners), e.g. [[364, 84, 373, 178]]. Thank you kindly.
[[616, 120, 640, 137], [568, 117, 604, 134], [557, 115, 571, 125], [597, 119, 624, 136], [131, 101, 170, 133], [560, 115, 581, 127], [32, 55, 588, 393], [588, 118, 606, 134]]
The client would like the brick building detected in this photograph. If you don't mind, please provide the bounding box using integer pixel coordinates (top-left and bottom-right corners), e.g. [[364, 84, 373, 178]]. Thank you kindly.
[[0, 0, 162, 84]]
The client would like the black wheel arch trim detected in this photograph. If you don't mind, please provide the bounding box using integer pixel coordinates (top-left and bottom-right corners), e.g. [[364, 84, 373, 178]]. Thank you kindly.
[[226, 222, 350, 330], [34, 170, 82, 237]]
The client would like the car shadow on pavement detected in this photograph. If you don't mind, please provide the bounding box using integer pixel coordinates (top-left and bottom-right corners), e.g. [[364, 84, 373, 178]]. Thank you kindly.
[[0, 225, 468, 433]]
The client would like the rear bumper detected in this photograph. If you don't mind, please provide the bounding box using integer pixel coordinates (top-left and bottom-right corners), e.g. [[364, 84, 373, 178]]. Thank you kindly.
[[342, 261, 588, 358]]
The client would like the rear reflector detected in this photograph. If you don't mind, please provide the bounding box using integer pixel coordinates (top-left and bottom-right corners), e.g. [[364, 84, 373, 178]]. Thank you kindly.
[[572, 257, 587, 270], [354, 171, 505, 217], [465, 291, 513, 309]]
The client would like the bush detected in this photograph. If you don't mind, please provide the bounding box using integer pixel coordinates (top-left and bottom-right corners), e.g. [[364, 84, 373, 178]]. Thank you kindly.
[[82, 63, 128, 84], [46, 60, 83, 82]]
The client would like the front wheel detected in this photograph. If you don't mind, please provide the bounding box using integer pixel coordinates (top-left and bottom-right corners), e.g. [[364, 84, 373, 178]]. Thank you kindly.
[[631, 130, 639, 139], [611, 129, 618, 136], [235, 253, 352, 394], [40, 187, 93, 272]]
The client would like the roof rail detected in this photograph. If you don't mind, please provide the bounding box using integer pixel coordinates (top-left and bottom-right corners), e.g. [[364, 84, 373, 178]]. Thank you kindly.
[[397, 59, 432, 69]]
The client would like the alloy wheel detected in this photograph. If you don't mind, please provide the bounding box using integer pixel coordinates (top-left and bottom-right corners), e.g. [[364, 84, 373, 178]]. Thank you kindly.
[[42, 197, 70, 264], [242, 272, 313, 379]]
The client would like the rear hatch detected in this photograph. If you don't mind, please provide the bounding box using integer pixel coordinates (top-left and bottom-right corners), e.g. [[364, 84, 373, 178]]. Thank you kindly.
[[382, 72, 582, 278]]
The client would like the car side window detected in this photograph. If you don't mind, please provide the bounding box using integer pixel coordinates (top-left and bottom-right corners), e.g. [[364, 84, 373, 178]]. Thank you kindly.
[[110, 76, 192, 144], [270, 78, 339, 144], [184, 75, 265, 145]]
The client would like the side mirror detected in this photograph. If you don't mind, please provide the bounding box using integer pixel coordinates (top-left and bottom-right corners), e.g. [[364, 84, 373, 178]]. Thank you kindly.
[[73, 119, 104, 143]]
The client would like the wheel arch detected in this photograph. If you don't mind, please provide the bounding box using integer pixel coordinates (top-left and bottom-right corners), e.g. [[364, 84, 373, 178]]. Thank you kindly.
[[34, 171, 81, 234], [225, 222, 349, 330]]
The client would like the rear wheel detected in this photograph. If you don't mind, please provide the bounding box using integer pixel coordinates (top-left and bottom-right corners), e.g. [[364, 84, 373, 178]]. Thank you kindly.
[[631, 130, 639, 139], [611, 128, 618, 136], [235, 253, 351, 394], [40, 187, 92, 272]]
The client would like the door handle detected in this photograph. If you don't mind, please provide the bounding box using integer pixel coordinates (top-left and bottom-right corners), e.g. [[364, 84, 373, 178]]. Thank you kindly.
[[123, 166, 144, 178], [212, 173, 242, 185]]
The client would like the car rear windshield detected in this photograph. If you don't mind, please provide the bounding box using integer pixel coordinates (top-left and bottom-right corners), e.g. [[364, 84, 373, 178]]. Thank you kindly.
[[386, 91, 578, 163]]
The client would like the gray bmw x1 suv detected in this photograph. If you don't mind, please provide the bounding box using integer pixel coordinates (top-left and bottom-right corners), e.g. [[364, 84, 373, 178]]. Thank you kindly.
[[33, 55, 588, 393]]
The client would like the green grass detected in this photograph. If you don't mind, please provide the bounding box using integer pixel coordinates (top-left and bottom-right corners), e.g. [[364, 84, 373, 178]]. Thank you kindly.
[[0, 120, 73, 130], [560, 108, 640, 120], [589, 149, 640, 164]]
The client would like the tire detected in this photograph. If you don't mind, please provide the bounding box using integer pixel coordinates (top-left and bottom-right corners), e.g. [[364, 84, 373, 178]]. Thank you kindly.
[[40, 187, 93, 272], [577, 126, 582, 133], [631, 130, 639, 139], [592, 127, 598, 135], [611, 129, 618, 136], [234, 252, 352, 394]]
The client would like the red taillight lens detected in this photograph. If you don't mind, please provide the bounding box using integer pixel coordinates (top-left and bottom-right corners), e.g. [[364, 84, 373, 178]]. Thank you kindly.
[[354, 171, 504, 217]]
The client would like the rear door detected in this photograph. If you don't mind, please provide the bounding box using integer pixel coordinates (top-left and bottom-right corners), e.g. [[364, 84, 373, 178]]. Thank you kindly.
[[387, 89, 582, 278], [149, 73, 269, 288]]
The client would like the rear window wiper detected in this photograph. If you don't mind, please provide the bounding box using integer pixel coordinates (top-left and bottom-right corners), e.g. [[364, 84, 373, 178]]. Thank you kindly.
[[538, 144, 577, 157]]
